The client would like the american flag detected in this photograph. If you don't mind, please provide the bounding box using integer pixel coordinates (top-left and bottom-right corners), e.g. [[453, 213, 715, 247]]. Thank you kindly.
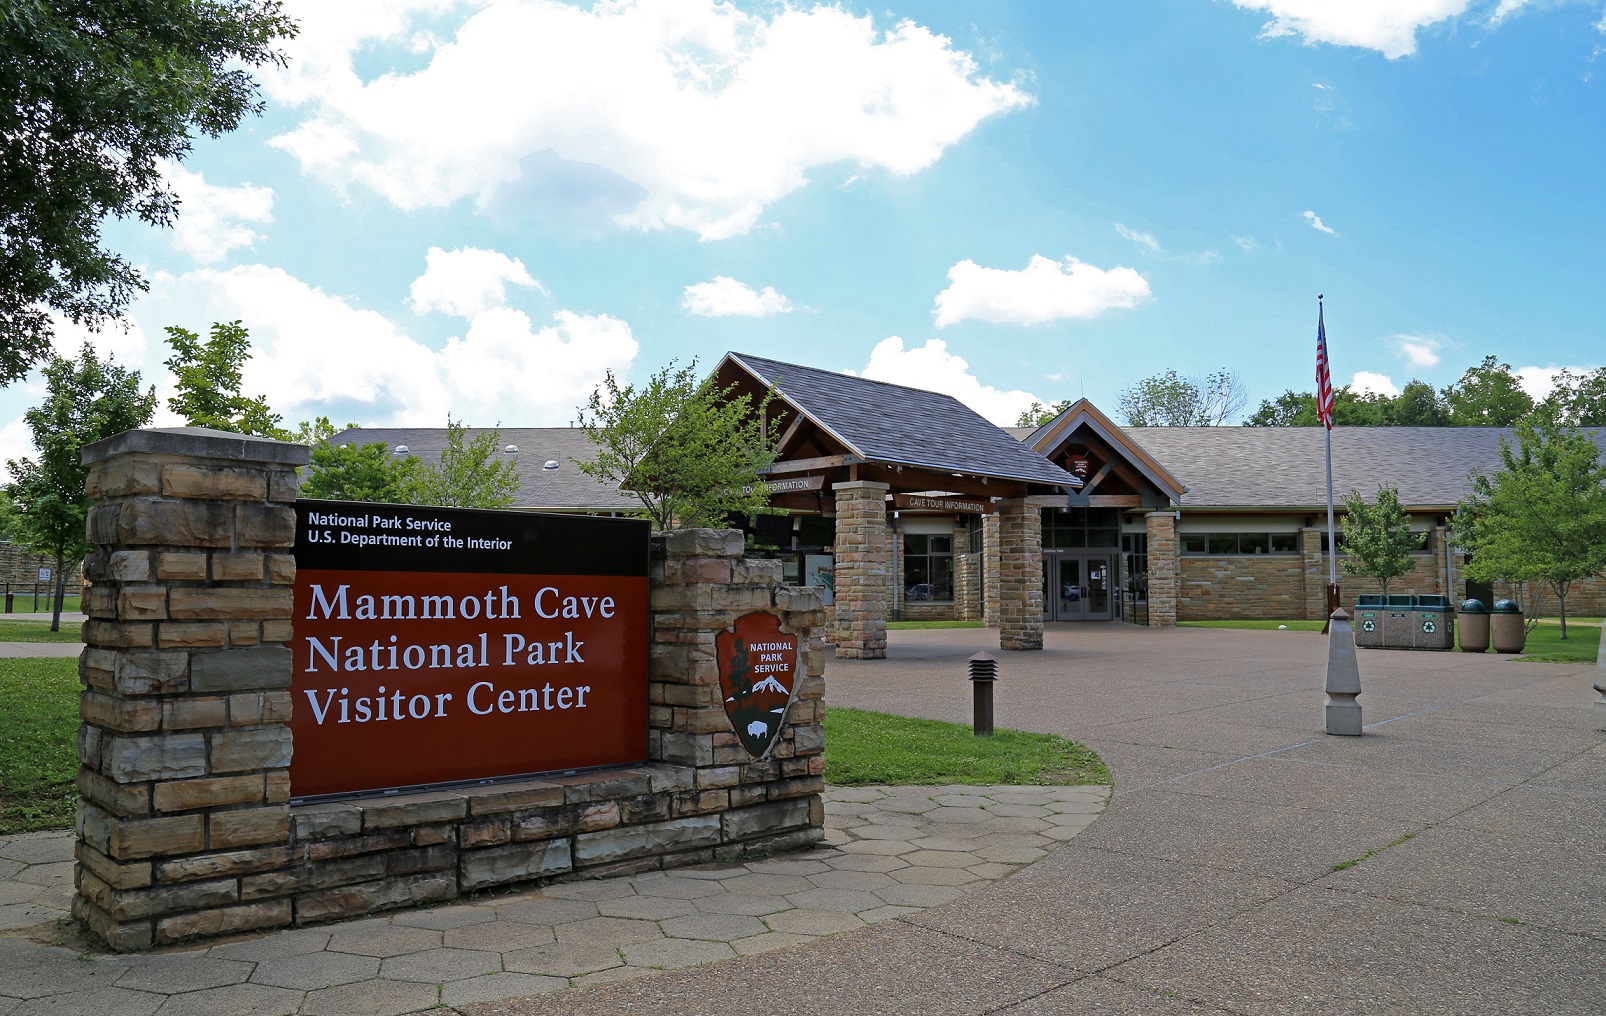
[[1315, 300, 1333, 430]]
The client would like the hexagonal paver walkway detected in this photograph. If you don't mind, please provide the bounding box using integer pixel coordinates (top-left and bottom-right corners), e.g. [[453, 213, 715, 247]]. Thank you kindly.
[[0, 784, 1107, 1014]]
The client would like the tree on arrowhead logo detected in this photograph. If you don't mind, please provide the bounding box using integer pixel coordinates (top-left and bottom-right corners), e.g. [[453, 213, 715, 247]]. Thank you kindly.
[[716, 611, 799, 758]]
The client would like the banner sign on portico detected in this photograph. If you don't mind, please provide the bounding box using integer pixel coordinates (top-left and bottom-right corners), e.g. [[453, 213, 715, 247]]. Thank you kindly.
[[291, 500, 649, 799]]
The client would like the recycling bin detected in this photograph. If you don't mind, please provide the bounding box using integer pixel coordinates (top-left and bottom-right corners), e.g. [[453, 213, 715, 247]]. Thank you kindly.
[[1410, 594, 1455, 650], [1490, 599, 1526, 654], [1458, 599, 1489, 653], [1353, 594, 1386, 648]]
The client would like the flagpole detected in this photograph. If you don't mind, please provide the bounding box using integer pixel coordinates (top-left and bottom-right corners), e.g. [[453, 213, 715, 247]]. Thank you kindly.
[[1318, 294, 1339, 630]]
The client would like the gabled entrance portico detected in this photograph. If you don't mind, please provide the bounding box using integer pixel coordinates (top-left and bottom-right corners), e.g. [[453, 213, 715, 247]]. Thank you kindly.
[[714, 353, 1082, 659]]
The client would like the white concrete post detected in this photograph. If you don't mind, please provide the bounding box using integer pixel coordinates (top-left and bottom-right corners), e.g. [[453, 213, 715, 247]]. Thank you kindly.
[[1325, 608, 1363, 736]]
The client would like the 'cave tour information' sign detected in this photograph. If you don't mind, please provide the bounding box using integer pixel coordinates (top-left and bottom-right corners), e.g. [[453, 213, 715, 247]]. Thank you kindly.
[[291, 500, 650, 799]]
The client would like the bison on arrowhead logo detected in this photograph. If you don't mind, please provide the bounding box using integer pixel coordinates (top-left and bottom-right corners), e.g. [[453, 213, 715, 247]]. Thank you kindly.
[[716, 611, 799, 758]]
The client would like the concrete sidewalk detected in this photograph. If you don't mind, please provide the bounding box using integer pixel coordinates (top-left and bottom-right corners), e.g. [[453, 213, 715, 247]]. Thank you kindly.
[[470, 623, 1604, 1015]]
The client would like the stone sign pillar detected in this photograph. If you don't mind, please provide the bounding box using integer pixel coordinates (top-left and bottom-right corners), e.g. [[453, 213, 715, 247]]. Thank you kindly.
[[74, 428, 307, 950], [1145, 511, 1178, 627], [996, 498, 1043, 650], [831, 481, 890, 659]]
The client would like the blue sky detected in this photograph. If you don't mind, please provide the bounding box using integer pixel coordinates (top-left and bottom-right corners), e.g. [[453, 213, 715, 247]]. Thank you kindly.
[[6, 0, 1605, 459]]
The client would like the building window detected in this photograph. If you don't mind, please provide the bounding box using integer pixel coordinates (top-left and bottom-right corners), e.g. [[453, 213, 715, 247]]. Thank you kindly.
[[1042, 507, 1120, 549], [968, 524, 984, 555], [1182, 532, 1302, 555], [904, 534, 954, 601]]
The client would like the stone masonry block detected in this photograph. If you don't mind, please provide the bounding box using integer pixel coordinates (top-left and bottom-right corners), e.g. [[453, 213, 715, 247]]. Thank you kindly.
[[190, 647, 292, 692], [115, 499, 234, 547], [102, 733, 208, 783], [160, 463, 267, 500], [107, 551, 151, 582], [361, 792, 467, 829], [662, 528, 744, 558], [112, 652, 190, 695], [460, 839, 573, 890], [88, 455, 161, 498], [210, 552, 265, 582], [170, 587, 292, 620], [459, 781, 565, 816], [77, 841, 153, 890], [155, 552, 208, 581], [162, 697, 227, 729], [77, 768, 151, 818], [155, 900, 291, 945], [294, 872, 455, 924], [293, 803, 362, 840], [110, 813, 206, 860], [156, 622, 229, 648], [572, 814, 721, 867], [267, 553, 295, 583], [83, 619, 155, 649], [210, 728, 293, 773], [81, 692, 160, 733], [116, 586, 168, 620], [156, 846, 291, 883], [153, 774, 265, 813], [235, 504, 296, 547], [209, 806, 291, 849], [268, 468, 300, 502]]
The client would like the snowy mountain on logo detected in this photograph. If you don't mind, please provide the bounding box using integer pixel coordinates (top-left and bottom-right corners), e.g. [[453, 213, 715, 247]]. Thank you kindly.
[[752, 676, 789, 695]]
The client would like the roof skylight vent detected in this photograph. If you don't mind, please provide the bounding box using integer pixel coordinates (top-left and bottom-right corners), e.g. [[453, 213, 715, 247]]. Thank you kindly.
[[543, 460, 559, 471]]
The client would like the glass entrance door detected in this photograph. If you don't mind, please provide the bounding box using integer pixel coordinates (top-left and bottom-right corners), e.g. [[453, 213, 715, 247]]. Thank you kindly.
[[1042, 552, 1116, 621]]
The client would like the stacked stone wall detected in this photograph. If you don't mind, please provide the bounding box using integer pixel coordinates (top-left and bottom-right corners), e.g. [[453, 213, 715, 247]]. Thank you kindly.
[[955, 549, 981, 621], [982, 515, 1001, 629], [0, 541, 81, 591], [996, 500, 1043, 650], [74, 428, 826, 950], [1144, 513, 1178, 627], [831, 482, 890, 658]]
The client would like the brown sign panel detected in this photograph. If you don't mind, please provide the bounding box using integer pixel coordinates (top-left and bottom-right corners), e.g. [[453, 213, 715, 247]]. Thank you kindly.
[[742, 475, 825, 495], [715, 612, 798, 758], [291, 501, 649, 800], [893, 493, 995, 514]]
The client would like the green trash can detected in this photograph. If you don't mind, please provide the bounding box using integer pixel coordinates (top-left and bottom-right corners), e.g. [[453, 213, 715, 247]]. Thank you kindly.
[[1411, 594, 1455, 650], [1354, 594, 1386, 648], [1458, 599, 1490, 653], [1490, 599, 1526, 654]]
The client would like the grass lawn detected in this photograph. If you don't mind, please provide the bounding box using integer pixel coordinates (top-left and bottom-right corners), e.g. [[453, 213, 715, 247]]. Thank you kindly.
[[886, 620, 987, 630], [0, 658, 80, 834], [1, 593, 80, 614], [1514, 620, 1601, 664], [0, 618, 83, 642], [1178, 619, 1324, 632], [823, 706, 1109, 787]]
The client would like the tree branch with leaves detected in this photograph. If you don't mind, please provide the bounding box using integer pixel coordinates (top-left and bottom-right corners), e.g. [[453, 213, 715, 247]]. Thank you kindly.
[[1340, 484, 1421, 597]]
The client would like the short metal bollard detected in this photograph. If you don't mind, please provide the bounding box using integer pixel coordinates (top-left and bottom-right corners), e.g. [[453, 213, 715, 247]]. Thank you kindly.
[[969, 651, 997, 737], [1325, 608, 1363, 736]]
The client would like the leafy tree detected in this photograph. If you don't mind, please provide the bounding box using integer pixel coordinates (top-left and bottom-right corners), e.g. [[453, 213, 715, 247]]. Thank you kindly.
[[1339, 485, 1422, 597], [0, 344, 155, 629], [1, 1, 297, 383], [1457, 417, 1606, 637], [1536, 367, 1606, 427], [1118, 368, 1246, 426], [1016, 400, 1073, 429], [1441, 355, 1533, 426], [1247, 380, 1445, 427], [165, 321, 289, 438], [575, 360, 780, 531], [299, 421, 421, 504], [406, 419, 519, 509]]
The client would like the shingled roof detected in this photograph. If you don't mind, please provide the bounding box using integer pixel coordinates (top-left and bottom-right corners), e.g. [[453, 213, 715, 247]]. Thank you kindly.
[[723, 353, 1081, 489], [324, 427, 640, 512], [1119, 427, 1585, 510]]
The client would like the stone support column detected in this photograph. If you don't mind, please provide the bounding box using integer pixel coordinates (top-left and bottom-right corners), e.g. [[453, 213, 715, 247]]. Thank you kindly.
[[831, 482, 890, 659], [1299, 527, 1325, 620], [74, 428, 306, 951], [996, 499, 1043, 650], [954, 532, 980, 621], [1145, 512, 1179, 628], [982, 514, 1002, 629]]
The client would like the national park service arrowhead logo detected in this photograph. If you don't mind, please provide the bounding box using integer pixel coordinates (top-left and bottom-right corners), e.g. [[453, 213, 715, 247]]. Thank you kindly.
[[716, 611, 799, 758]]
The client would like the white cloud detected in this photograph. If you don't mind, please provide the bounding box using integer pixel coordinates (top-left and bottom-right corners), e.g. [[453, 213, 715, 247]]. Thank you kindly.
[[933, 254, 1150, 327], [269, 1, 1030, 240], [1350, 370, 1400, 397], [1232, 0, 1472, 59], [1231, 234, 1260, 252], [1392, 334, 1444, 370], [853, 337, 1044, 425], [1490, 0, 1533, 24], [0, 414, 34, 476], [1115, 223, 1162, 252], [158, 262, 635, 428], [1513, 364, 1600, 400], [46, 310, 149, 366], [163, 163, 274, 263], [1303, 210, 1337, 234], [409, 246, 543, 318], [682, 276, 794, 317]]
